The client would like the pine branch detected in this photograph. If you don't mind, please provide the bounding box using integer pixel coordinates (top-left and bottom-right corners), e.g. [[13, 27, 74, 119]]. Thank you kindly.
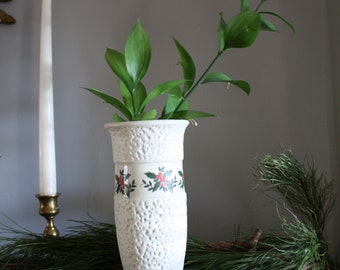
[[254, 148, 336, 240]]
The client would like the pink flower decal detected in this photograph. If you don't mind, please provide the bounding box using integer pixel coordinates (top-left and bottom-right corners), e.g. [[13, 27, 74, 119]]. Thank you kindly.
[[156, 172, 167, 187], [143, 167, 185, 193]]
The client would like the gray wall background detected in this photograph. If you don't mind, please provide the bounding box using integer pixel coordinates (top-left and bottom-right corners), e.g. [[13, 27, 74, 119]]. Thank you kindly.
[[1, 0, 339, 256]]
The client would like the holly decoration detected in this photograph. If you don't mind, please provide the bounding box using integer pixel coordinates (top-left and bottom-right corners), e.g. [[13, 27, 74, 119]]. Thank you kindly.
[[115, 169, 136, 198], [142, 167, 185, 193]]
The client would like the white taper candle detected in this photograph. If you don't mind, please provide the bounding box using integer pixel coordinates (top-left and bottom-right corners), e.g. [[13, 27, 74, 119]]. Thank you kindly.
[[39, 0, 57, 195]]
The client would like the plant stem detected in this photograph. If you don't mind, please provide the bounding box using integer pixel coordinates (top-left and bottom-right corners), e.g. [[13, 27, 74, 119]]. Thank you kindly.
[[255, 0, 266, 12]]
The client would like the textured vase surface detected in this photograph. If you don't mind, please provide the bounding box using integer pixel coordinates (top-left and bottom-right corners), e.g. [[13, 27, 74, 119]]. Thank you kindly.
[[105, 120, 189, 270]]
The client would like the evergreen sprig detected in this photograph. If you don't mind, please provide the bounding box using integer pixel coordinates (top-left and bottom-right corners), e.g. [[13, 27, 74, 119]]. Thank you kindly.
[[0, 216, 326, 270], [0, 220, 122, 270], [254, 148, 336, 240]]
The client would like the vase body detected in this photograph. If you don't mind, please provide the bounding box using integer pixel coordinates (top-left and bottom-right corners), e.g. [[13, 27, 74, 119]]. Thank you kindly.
[[105, 120, 189, 270]]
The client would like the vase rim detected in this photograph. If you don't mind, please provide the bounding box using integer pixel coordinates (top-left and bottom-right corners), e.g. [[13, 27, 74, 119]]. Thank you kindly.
[[104, 119, 189, 129]]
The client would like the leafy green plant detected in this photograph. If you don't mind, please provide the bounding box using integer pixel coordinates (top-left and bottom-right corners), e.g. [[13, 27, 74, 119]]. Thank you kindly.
[[84, 0, 294, 122]]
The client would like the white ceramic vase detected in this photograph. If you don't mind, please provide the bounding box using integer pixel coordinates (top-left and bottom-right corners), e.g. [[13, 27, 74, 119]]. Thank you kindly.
[[105, 120, 189, 270]]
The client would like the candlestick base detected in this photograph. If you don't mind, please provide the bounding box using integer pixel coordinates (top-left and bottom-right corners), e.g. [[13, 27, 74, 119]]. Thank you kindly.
[[36, 193, 60, 237]]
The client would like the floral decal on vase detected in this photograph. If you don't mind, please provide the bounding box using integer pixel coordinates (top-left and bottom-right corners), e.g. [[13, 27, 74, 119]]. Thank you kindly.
[[142, 167, 185, 193], [115, 169, 136, 198]]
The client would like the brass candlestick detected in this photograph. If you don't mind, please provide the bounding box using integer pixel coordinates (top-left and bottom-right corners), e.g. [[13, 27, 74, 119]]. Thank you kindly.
[[36, 193, 60, 237]]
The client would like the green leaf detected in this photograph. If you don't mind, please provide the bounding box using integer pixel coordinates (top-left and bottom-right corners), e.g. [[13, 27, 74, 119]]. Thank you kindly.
[[162, 86, 188, 116], [229, 80, 251, 95], [82, 87, 132, 120], [202, 72, 233, 83], [125, 22, 151, 86], [162, 110, 215, 120], [173, 38, 196, 92], [261, 17, 278, 32], [105, 48, 133, 91], [259, 11, 295, 32], [145, 172, 156, 178], [218, 14, 227, 52], [135, 109, 158, 121], [240, 0, 250, 12], [140, 79, 186, 110], [133, 82, 147, 115], [202, 72, 251, 95], [119, 81, 133, 115], [224, 11, 261, 49], [112, 114, 126, 122], [154, 181, 160, 191]]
